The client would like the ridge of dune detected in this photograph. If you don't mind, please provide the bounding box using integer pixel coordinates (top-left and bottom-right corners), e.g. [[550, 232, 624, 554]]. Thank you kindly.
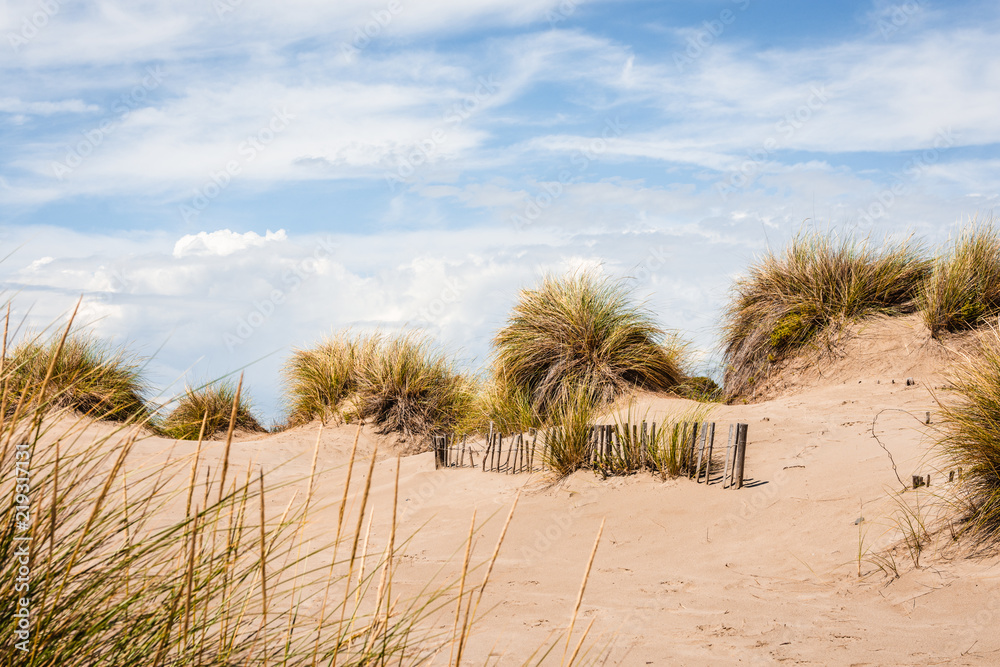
[[744, 313, 983, 402]]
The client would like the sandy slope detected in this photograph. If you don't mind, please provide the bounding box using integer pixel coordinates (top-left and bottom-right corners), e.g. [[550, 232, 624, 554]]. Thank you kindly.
[[87, 316, 1000, 664]]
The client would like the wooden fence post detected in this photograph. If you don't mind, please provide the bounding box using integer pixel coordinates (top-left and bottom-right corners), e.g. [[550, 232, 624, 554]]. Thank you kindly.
[[687, 423, 699, 478], [735, 423, 748, 489], [529, 428, 538, 472], [482, 422, 494, 472], [695, 424, 707, 483], [723, 424, 734, 489], [703, 423, 715, 484]]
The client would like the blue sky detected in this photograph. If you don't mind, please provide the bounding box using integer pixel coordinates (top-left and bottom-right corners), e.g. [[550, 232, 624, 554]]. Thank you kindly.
[[1, 0, 998, 421]]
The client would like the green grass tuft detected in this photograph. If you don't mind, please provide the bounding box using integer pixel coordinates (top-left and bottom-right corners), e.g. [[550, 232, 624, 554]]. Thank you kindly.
[[722, 230, 930, 398], [354, 332, 475, 436], [920, 219, 1000, 336], [541, 385, 600, 477], [6, 333, 150, 422], [492, 272, 687, 417], [470, 370, 543, 437], [161, 381, 265, 439], [938, 327, 1000, 543], [284, 330, 475, 438], [282, 332, 371, 426], [675, 376, 722, 403]]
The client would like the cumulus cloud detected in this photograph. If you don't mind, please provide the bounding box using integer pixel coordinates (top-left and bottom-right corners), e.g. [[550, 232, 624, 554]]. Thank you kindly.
[[172, 229, 288, 258]]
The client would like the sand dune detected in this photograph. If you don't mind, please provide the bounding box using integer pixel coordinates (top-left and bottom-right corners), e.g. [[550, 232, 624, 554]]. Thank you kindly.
[[99, 315, 1000, 665]]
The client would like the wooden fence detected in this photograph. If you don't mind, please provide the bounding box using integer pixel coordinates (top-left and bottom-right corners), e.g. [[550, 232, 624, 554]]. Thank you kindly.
[[433, 421, 751, 488]]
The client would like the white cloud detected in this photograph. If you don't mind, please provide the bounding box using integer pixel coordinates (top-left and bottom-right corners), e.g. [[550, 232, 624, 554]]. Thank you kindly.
[[0, 98, 99, 115], [173, 229, 288, 258]]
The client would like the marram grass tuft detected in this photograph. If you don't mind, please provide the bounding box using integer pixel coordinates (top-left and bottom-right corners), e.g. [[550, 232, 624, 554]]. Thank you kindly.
[[6, 332, 150, 423], [938, 327, 1000, 543], [722, 231, 929, 398], [920, 218, 1000, 336], [283, 330, 475, 437], [161, 380, 265, 439], [492, 272, 687, 416]]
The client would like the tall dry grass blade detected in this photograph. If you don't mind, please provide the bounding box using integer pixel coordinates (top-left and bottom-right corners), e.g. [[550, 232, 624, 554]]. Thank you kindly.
[[449, 511, 477, 666], [260, 468, 269, 667], [217, 371, 244, 505], [0, 302, 8, 432], [311, 422, 362, 667], [42, 429, 137, 630], [152, 582, 184, 667], [305, 423, 323, 514], [182, 507, 200, 648], [384, 455, 400, 652], [185, 411, 209, 519], [456, 490, 520, 665], [562, 518, 605, 666], [566, 617, 596, 667], [331, 441, 379, 667], [351, 505, 376, 626]]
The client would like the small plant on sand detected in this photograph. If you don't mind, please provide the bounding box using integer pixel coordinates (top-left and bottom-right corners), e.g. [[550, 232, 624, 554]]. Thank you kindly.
[[542, 385, 600, 476], [937, 327, 1000, 543], [493, 272, 687, 417], [6, 332, 149, 422], [675, 375, 722, 403], [920, 219, 1000, 336], [162, 379, 265, 439], [722, 230, 929, 398]]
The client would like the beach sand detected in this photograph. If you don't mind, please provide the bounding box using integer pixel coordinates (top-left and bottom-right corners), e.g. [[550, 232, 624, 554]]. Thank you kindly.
[[93, 314, 1000, 664]]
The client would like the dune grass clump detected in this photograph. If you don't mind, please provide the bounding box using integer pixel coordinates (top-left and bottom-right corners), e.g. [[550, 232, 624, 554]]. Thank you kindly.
[[492, 272, 687, 418], [938, 328, 1000, 543], [354, 332, 475, 436], [282, 332, 373, 426], [920, 220, 1000, 336], [6, 333, 149, 422], [675, 376, 722, 403], [471, 370, 542, 437], [285, 331, 475, 437], [723, 231, 930, 398], [162, 380, 265, 439]]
